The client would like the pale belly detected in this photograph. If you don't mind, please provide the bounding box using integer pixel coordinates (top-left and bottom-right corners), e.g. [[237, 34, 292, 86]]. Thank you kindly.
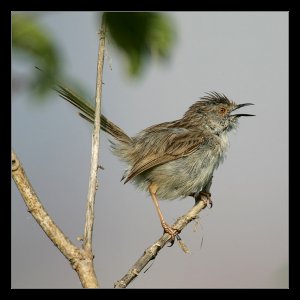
[[133, 146, 227, 200]]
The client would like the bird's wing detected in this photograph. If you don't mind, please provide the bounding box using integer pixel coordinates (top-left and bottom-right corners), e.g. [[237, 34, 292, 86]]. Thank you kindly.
[[124, 129, 206, 183]]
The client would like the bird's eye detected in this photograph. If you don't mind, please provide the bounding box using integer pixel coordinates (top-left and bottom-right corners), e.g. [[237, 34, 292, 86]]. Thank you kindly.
[[219, 107, 226, 114]]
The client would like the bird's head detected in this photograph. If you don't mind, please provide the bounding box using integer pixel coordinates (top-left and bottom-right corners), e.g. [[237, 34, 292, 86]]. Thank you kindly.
[[183, 92, 254, 133]]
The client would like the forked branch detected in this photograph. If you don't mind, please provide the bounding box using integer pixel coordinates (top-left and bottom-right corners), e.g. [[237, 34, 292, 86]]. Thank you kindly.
[[12, 18, 107, 289]]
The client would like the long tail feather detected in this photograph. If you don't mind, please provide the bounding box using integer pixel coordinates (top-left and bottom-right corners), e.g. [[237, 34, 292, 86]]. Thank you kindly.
[[54, 84, 132, 145]]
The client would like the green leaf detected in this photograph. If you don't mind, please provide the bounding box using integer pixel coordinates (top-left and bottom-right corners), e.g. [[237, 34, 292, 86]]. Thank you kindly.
[[103, 12, 176, 76], [12, 13, 62, 98]]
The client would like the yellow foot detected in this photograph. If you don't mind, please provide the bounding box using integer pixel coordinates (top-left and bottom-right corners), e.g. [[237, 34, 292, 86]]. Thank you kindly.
[[162, 221, 178, 246], [199, 191, 213, 208]]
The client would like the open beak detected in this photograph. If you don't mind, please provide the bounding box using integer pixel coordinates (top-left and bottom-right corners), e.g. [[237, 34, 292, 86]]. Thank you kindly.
[[231, 103, 255, 117]]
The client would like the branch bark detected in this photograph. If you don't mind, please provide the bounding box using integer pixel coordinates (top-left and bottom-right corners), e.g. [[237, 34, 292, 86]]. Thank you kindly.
[[83, 18, 106, 254], [114, 195, 210, 288], [11, 150, 98, 288]]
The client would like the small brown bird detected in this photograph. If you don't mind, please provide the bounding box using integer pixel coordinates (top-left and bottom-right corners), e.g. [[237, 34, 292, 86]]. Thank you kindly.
[[56, 86, 254, 240]]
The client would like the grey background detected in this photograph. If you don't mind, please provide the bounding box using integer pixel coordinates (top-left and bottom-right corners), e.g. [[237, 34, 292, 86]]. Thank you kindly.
[[12, 12, 288, 288]]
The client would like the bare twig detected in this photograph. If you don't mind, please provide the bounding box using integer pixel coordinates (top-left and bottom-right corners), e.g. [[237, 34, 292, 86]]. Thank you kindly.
[[83, 20, 106, 253], [114, 196, 209, 288], [11, 150, 98, 288]]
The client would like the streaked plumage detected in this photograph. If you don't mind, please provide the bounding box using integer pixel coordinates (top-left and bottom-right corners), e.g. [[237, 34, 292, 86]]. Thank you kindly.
[[56, 85, 254, 237]]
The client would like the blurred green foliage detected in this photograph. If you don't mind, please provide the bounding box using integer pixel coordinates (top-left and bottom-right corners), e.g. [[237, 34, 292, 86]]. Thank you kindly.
[[103, 12, 176, 76], [12, 12, 176, 100], [12, 13, 62, 98]]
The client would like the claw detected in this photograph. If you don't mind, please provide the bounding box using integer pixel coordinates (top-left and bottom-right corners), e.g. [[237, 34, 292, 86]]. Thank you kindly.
[[167, 234, 181, 247], [167, 239, 175, 247], [208, 198, 213, 208]]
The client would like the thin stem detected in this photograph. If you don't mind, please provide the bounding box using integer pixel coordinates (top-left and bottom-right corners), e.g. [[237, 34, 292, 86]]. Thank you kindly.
[[83, 19, 106, 253]]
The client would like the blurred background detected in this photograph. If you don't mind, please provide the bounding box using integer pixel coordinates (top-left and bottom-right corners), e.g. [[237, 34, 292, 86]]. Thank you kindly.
[[12, 11, 288, 288]]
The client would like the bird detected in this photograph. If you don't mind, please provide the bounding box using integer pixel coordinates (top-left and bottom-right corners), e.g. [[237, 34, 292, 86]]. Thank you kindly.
[[56, 86, 254, 240]]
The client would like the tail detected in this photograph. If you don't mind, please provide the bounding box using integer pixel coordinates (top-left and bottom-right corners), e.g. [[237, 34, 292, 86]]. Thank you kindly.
[[55, 84, 132, 145]]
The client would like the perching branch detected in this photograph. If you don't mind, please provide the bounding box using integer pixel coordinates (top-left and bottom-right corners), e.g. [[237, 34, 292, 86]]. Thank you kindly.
[[114, 193, 211, 288], [11, 150, 98, 288], [114, 177, 213, 288]]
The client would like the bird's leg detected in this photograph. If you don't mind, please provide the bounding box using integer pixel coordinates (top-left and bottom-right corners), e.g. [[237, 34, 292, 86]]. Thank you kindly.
[[149, 183, 178, 241]]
